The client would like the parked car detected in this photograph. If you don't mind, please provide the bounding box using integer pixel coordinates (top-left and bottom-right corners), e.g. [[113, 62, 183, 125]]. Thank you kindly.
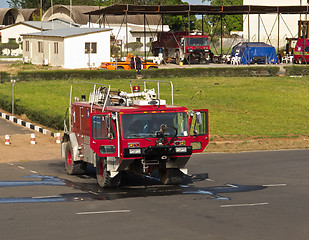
[[99, 56, 158, 70]]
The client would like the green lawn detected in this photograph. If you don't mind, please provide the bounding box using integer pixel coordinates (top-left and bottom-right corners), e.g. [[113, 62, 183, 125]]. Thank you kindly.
[[0, 76, 308, 138]]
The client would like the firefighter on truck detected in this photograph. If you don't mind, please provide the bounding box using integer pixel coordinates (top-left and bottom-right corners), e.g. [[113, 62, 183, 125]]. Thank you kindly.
[[62, 80, 209, 188]]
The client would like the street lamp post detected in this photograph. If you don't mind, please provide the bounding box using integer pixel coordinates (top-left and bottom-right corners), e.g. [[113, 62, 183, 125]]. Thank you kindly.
[[11, 79, 16, 116]]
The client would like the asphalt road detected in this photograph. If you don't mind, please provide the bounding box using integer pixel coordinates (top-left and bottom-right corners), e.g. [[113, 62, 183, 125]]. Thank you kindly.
[[0, 117, 32, 135], [0, 148, 308, 240]]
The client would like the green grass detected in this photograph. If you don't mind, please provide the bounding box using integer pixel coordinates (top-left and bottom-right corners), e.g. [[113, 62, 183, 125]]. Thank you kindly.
[[0, 76, 308, 138]]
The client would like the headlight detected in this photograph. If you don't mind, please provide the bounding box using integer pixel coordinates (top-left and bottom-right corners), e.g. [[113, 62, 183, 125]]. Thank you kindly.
[[129, 148, 141, 154], [175, 147, 187, 153]]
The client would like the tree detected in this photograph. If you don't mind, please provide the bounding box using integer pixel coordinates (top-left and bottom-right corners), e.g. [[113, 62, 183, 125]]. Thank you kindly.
[[201, 0, 243, 33], [125, 41, 143, 52]]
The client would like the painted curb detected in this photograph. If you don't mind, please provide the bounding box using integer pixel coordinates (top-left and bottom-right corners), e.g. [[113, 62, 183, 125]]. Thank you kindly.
[[0, 111, 56, 137]]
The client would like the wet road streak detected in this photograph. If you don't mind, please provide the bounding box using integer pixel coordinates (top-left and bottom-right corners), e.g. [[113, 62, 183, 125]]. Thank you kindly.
[[0, 174, 267, 203]]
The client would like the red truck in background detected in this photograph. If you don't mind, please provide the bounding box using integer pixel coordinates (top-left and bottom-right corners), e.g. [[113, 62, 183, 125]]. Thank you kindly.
[[152, 31, 211, 64], [62, 80, 209, 188], [293, 38, 309, 63]]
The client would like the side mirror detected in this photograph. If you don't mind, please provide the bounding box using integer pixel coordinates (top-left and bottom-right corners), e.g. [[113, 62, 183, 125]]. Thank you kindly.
[[106, 115, 113, 138], [195, 112, 202, 126]]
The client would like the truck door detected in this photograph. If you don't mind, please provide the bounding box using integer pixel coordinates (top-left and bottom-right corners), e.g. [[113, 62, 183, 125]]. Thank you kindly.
[[90, 113, 119, 157], [189, 109, 209, 153]]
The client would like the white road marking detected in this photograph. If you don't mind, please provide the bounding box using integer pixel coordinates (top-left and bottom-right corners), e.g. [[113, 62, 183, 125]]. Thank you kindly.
[[206, 178, 215, 182], [226, 184, 237, 188], [88, 191, 99, 195], [18, 166, 25, 170], [30, 170, 38, 174], [76, 210, 131, 215], [32, 196, 60, 199], [220, 202, 269, 208], [263, 184, 287, 187], [7, 163, 14, 166]]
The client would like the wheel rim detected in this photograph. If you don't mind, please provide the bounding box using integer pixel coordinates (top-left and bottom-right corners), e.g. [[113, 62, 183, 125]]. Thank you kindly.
[[99, 160, 104, 178], [67, 150, 72, 166]]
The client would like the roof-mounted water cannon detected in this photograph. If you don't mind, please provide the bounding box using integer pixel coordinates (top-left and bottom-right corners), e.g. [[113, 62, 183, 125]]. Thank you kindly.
[[118, 88, 163, 106]]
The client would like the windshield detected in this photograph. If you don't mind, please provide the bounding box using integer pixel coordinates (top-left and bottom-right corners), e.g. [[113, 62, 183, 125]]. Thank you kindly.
[[122, 112, 188, 139], [186, 37, 209, 47]]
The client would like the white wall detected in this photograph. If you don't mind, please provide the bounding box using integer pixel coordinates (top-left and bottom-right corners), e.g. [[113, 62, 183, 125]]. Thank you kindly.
[[243, 0, 309, 50], [0, 24, 40, 55], [81, 23, 169, 55], [63, 30, 110, 69]]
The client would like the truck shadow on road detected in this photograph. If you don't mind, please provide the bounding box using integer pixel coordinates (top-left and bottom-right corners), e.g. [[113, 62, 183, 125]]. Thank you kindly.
[[0, 173, 266, 203]]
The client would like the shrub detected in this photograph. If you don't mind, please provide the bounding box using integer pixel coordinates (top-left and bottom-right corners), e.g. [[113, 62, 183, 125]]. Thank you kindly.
[[16, 66, 280, 81], [0, 71, 10, 83], [284, 65, 309, 76]]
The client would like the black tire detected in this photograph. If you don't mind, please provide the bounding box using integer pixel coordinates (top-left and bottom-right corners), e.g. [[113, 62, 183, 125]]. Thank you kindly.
[[96, 156, 121, 188], [159, 168, 184, 185], [65, 141, 87, 175], [116, 66, 124, 70]]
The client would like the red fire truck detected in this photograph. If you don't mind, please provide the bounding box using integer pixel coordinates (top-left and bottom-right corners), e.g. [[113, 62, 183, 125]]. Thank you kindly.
[[152, 31, 211, 64], [62, 80, 209, 187], [293, 38, 309, 63]]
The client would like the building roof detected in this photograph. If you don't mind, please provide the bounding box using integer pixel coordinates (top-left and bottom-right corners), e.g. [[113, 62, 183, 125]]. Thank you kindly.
[[129, 24, 159, 33], [42, 5, 100, 25], [1, 20, 79, 31], [22, 27, 110, 38], [42, 5, 161, 26], [0, 8, 24, 25], [18, 9, 40, 21]]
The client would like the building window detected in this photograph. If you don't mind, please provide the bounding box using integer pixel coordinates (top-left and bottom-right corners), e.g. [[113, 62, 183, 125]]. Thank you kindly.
[[25, 41, 30, 52], [54, 42, 58, 54], [85, 42, 97, 54], [38, 41, 43, 53], [136, 37, 141, 42]]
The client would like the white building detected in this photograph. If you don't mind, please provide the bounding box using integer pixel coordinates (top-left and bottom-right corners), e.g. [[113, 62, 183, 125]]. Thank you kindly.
[[42, 5, 169, 56], [0, 20, 79, 55], [243, 0, 309, 50], [22, 28, 111, 69], [84, 23, 169, 54]]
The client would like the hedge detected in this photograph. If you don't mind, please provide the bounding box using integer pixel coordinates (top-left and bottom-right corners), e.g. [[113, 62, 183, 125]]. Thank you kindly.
[[0, 95, 63, 130], [284, 65, 309, 76], [16, 66, 280, 81], [0, 71, 10, 83]]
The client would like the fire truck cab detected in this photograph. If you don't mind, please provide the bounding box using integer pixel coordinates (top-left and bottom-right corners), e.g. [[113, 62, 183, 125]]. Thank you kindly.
[[152, 32, 211, 64], [62, 80, 209, 187]]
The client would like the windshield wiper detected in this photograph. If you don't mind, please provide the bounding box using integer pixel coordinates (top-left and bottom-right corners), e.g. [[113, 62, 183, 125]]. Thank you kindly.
[[131, 134, 152, 142]]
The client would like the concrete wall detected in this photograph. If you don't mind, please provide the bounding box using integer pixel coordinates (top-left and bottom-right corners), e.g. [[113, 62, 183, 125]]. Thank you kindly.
[[23, 36, 64, 66], [23, 30, 110, 68], [63, 30, 110, 69]]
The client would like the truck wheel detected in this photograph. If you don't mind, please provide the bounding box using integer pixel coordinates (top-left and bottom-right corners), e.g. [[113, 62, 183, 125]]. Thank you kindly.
[[96, 156, 121, 188], [159, 168, 184, 185], [116, 66, 124, 70], [65, 141, 87, 175]]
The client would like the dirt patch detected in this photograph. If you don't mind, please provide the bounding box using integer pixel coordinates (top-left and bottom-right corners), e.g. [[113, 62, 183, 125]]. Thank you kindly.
[[207, 136, 309, 153], [0, 62, 61, 75], [0, 133, 61, 163]]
